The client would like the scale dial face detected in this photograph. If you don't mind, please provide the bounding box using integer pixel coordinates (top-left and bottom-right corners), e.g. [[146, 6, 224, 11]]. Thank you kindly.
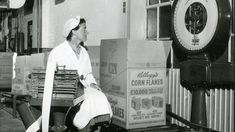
[[173, 0, 219, 52]]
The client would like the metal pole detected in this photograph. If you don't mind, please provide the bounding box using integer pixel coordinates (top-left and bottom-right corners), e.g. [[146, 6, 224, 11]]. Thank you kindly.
[[191, 87, 207, 132], [16, 103, 36, 129]]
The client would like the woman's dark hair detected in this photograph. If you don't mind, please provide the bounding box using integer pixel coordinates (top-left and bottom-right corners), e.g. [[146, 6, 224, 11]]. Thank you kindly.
[[66, 18, 86, 41], [80, 42, 88, 51]]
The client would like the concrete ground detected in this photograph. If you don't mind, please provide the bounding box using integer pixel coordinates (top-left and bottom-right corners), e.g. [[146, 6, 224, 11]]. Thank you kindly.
[[0, 104, 193, 132]]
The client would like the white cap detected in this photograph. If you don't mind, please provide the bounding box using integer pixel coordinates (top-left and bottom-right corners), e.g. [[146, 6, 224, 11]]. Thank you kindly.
[[63, 16, 81, 37]]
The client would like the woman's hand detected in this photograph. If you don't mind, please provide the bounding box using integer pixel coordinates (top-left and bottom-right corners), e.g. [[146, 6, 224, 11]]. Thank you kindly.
[[90, 83, 102, 91]]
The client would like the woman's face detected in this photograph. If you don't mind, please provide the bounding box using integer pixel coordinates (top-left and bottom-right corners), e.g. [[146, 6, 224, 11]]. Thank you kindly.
[[73, 23, 88, 42]]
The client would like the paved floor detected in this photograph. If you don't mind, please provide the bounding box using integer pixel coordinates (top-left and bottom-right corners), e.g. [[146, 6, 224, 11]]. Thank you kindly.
[[0, 104, 193, 132]]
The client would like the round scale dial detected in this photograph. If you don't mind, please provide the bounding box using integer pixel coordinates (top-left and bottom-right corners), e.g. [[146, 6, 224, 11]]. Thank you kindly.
[[173, 0, 218, 51], [171, 0, 231, 61]]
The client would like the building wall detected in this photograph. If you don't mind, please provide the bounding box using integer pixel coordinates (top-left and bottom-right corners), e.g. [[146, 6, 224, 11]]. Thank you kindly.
[[16, 0, 147, 49], [127, 0, 146, 40], [41, 0, 127, 48]]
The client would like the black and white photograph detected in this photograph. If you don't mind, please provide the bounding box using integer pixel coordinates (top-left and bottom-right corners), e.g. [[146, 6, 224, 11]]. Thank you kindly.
[[0, 0, 234, 132]]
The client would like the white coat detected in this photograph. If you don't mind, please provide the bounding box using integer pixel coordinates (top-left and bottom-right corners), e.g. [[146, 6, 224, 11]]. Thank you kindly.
[[26, 41, 112, 132]]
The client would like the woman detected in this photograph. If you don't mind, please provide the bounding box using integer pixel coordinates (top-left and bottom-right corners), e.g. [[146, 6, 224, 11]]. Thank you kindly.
[[27, 16, 112, 132]]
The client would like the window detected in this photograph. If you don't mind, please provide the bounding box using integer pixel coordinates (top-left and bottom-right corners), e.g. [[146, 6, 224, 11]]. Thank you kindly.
[[24, 0, 34, 15], [146, 0, 173, 40], [55, 0, 65, 5], [0, 0, 8, 8]]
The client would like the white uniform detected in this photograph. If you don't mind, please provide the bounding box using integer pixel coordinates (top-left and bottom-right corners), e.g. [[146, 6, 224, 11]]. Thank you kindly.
[[27, 41, 112, 132]]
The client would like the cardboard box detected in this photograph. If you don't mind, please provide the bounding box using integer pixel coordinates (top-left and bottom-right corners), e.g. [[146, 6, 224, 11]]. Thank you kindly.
[[0, 52, 15, 59], [100, 39, 171, 129], [0, 52, 16, 89], [12, 55, 31, 95], [87, 46, 100, 85], [11, 52, 49, 96]]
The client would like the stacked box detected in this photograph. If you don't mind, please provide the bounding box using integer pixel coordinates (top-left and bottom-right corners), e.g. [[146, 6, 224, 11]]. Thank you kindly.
[[11, 52, 49, 95], [31, 68, 83, 100], [11, 52, 84, 101], [100, 39, 171, 129], [0, 52, 15, 90]]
